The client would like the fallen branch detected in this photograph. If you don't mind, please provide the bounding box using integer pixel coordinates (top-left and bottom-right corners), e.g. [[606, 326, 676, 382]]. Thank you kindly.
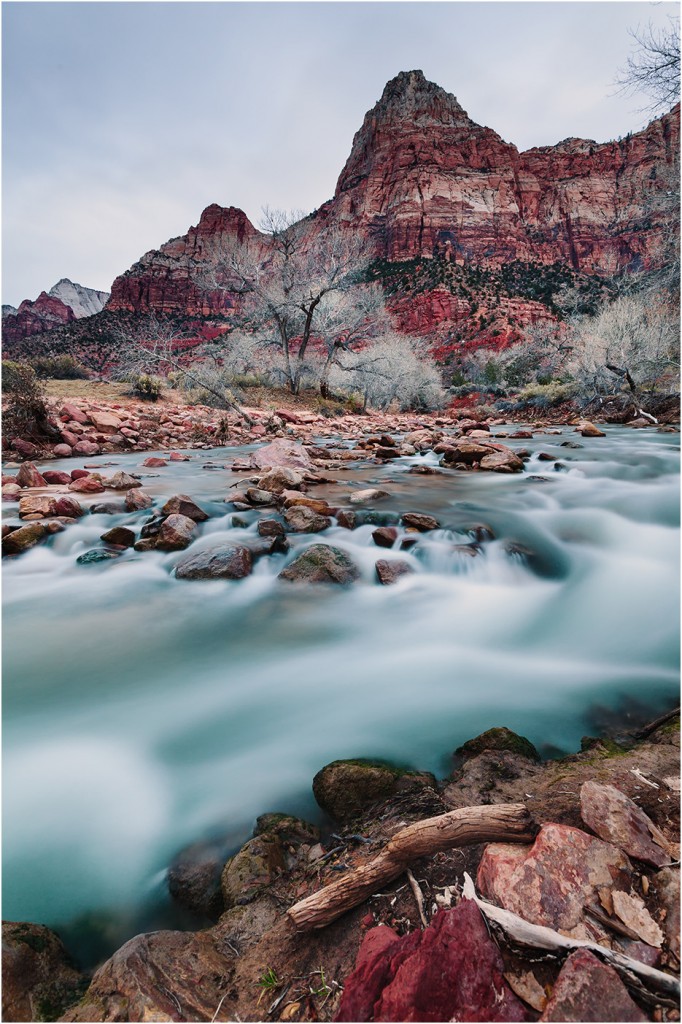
[[462, 873, 680, 1002], [287, 803, 535, 931], [406, 869, 428, 929]]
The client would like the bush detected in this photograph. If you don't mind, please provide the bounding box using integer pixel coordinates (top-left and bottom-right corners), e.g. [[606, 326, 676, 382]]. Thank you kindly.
[[2, 360, 54, 440], [30, 354, 90, 380], [516, 381, 578, 408], [129, 374, 163, 401]]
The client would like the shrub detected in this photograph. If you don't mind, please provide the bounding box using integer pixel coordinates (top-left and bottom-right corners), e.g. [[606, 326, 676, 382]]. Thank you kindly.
[[2, 360, 54, 440], [30, 354, 90, 380], [129, 374, 163, 401], [516, 380, 578, 408]]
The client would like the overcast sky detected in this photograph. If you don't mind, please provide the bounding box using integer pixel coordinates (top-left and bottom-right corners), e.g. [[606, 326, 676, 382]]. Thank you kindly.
[[2, 1, 678, 307]]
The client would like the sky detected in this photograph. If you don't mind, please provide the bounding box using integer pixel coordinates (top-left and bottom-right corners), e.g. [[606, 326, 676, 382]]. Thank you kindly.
[[2, 1, 678, 307]]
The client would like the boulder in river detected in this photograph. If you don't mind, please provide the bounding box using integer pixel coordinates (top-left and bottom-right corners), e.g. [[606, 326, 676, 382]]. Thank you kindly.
[[348, 488, 391, 505], [580, 421, 606, 437], [174, 544, 253, 580], [103, 471, 141, 490], [247, 438, 312, 471], [68, 475, 105, 494], [19, 495, 57, 519], [76, 549, 122, 565], [2, 920, 86, 1023], [125, 489, 153, 511], [53, 496, 85, 518], [455, 726, 540, 763], [42, 470, 72, 485], [100, 526, 136, 548], [401, 512, 439, 532], [15, 462, 47, 488], [155, 514, 197, 551], [375, 559, 414, 585], [167, 839, 226, 920], [256, 466, 304, 493], [278, 544, 359, 584], [372, 526, 398, 548], [283, 505, 331, 533], [160, 494, 209, 522], [479, 449, 524, 472], [2, 523, 47, 555]]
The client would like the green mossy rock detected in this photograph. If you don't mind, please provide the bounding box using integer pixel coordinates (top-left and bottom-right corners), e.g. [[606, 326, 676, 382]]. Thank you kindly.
[[221, 834, 286, 909], [278, 544, 360, 585], [312, 759, 403, 822], [455, 726, 540, 763], [254, 813, 321, 845]]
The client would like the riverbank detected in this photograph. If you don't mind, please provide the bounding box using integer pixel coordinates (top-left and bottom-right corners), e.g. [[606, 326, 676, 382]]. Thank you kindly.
[[3, 713, 680, 1022]]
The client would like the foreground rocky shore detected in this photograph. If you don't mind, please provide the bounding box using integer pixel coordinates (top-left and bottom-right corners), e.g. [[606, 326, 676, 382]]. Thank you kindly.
[[3, 713, 679, 1023]]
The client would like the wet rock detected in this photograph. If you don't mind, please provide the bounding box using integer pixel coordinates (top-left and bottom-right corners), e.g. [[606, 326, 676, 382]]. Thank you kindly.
[[375, 559, 414, 585], [477, 823, 632, 939], [580, 781, 673, 868], [401, 512, 439, 531], [256, 466, 303, 493], [2, 483, 22, 501], [16, 462, 47, 488], [70, 469, 91, 480], [174, 544, 252, 580], [221, 834, 286, 908], [42, 470, 72, 485], [155, 514, 197, 551], [2, 523, 48, 555], [509, 430, 534, 439], [103, 471, 141, 490], [72, 440, 100, 456], [336, 899, 528, 1023], [580, 421, 606, 437], [90, 501, 125, 515], [561, 440, 583, 448], [336, 509, 357, 529], [349, 488, 391, 505], [133, 538, 158, 553], [61, 928, 229, 1023], [280, 491, 332, 514], [456, 726, 539, 763], [2, 920, 86, 1023], [283, 505, 331, 533], [278, 544, 359, 584], [160, 494, 209, 522], [372, 526, 399, 548], [100, 526, 136, 548], [125, 489, 153, 511], [53, 496, 85, 518], [539, 948, 646, 1022], [76, 549, 122, 565], [142, 457, 167, 467], [169, 451, 190, 461], [257, 518, 286, 538], [19, 495, 57, 518], [254, 813, 321, 845], [407, 464, 443, 475], [247, 438, 313, 471], [313, 759, 402, 822], [245, 486, 275, 506], [479, 448, 525, 472], [68, 475, 105, 494], [439, 441, 491, 466], [167, 840, 226, 920]]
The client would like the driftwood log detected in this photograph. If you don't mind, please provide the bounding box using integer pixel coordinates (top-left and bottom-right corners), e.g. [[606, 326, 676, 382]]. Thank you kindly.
[[462, 873, 680, 1003], [287, 803, 535, 931]]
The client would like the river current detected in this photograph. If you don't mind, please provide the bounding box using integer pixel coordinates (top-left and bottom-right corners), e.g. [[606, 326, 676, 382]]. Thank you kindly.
[[3, 425, 679, 964]]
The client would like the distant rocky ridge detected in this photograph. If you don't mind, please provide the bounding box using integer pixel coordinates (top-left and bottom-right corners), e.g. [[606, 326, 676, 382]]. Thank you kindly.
[[4, 71, 679, 358], [2, 280, 109, 349]]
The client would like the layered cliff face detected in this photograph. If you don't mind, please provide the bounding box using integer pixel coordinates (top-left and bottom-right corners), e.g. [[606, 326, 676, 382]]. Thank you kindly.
[[331, 69, 678, 274], [6, 71, 679, 355]]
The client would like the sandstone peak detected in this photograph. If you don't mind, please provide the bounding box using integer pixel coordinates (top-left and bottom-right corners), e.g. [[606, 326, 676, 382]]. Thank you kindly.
[[377, 69, 468, 123]]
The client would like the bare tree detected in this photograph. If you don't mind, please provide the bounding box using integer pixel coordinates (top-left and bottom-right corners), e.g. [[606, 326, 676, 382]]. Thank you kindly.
[[210, 209, 371, 394], [330, 333, 445, 412], [616, 17, 680, 113]]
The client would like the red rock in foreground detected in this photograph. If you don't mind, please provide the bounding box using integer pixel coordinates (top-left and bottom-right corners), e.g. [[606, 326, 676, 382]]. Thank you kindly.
[[539, 948, 646, 1022], [335, 899, 528, 1022]]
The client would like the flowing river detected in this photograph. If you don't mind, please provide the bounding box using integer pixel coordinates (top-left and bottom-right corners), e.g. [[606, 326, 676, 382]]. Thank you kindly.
[[3, 425, 679, 966]]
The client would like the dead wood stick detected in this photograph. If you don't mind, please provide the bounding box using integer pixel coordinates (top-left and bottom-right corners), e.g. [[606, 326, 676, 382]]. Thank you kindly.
[[406, 869, 428, 929], [462, 873, 680, 1001], [287, 803, 535, 931]]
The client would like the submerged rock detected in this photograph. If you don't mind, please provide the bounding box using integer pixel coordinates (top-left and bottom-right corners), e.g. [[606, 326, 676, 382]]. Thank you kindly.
[[174, 544, 253, 580], [76, 550, 122, 565], [375, 559, 414, 585], [167, 840, 226, 920], [278, 544, 359, 584], [348, 488, 391, 505]]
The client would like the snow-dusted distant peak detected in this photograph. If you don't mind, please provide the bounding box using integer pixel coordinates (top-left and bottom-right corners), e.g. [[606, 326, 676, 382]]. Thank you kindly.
[[49, 279, 109, 318]]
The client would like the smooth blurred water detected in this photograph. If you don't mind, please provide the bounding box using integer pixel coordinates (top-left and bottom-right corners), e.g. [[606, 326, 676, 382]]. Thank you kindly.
[[2, 425, 679, 962]]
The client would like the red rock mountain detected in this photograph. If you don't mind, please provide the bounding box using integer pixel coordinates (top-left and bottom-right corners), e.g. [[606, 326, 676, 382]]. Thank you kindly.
[[6, 71, 680, 354], [2, 291, 76, 348], [105, 70, 678, 345]]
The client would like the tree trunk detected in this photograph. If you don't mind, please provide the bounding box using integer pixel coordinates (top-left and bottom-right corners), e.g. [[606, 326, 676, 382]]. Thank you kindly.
[[287, 803, 535, 931]]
